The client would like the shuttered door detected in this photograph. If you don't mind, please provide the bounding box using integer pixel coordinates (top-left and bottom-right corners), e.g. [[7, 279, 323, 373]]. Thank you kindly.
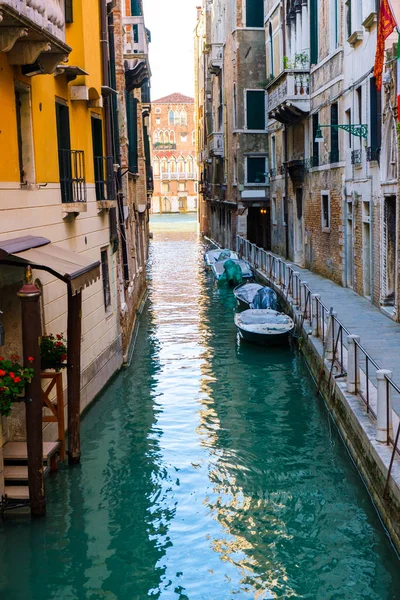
[[131, 0, 141, 16], [246, 0, 264, 27], [310, 0, 318, 64], [65, 0, 73, 23], [246, 91, 265, 130], [126, 92, 138, 173]]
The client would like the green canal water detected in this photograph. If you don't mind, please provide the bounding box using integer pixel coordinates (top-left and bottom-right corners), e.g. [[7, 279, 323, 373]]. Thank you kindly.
[[0, 213, 399, 600]]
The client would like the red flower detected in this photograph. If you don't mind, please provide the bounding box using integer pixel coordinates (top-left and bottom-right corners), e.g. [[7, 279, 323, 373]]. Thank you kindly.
[[28, 356, 34, 363], [9, 372, 15, 379], [0, 370, 5, 377], [13, 377, 21, 383], [61, 354, 67, 362], [56, 334, 63, 340], [10, 355, 20, 362], [0, 357, 4, 361]]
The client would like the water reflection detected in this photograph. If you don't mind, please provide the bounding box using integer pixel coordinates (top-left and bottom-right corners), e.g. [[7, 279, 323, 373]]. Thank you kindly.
[[0, 214, 398, 599]]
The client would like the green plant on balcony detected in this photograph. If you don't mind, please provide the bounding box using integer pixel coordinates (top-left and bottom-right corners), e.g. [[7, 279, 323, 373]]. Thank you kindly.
[[283, 56, 291, 69], [0, 355, 34, 416], [294, 52, 309, 68]]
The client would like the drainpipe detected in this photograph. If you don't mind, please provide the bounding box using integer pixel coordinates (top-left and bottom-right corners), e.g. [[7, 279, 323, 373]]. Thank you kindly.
[[100, 0, 113, 159]]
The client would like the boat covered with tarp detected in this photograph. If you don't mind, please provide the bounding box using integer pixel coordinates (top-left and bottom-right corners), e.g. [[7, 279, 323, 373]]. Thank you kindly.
[[204, 248, 238, 267], [233, 282, 263, 309], [211, 258, 253, 284], [234, 309, 294, 345]]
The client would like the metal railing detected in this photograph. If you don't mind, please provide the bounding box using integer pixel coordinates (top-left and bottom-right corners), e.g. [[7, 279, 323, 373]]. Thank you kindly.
[[59, 149, 86, 203], [94, 156, 115, 201], [236, 236, 400, 472], [351, 149, 362, 165], [366, 146, 380, 163]]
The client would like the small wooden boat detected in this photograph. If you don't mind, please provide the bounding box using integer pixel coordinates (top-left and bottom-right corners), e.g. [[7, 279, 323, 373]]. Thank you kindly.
[[233, 282, 263, 310], [204, 248, 238, 267], [234, 309, 294, 346], [211, 258, 253, 282]]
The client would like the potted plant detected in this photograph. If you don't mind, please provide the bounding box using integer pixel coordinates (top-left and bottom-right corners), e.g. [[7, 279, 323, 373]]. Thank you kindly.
[[40, 334, 68, 372], [0, 355, 34, 416]]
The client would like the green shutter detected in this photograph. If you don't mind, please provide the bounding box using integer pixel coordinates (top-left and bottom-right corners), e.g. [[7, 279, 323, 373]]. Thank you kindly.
[[246, 91, 265, 130], [246, 0, 264, 27], [330, 103, 339, 160], [126, 92, 138, 173], [131, 0, 141, 16], [310, 0, 318, 64], [65, 0, 73, 23]]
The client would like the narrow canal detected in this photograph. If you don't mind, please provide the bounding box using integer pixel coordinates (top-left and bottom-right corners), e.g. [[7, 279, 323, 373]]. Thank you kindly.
[[1, 213, 399, 600]]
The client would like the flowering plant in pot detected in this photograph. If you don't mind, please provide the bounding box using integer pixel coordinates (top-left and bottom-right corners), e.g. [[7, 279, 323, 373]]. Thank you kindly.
[[40, 334, 68, 371], [0, 355, 35, 416]]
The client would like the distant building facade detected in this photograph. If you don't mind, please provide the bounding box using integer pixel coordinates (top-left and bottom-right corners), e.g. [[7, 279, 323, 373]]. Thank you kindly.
[[150, 93, 198, 214]]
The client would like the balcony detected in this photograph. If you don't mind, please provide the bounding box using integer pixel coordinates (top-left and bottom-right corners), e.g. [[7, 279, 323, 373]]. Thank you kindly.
[[59, 149, 86, 205], [0, 0, 71, 73], [266, 70, 310, 124], [153, 142, 177, 151], [123, 16, 151, 91], [208, 42, 223, 75], [207, 132, 224, 157], [94, 156, 116, 205], [160, 172, 195, 181], [351, 149, 362, 166]]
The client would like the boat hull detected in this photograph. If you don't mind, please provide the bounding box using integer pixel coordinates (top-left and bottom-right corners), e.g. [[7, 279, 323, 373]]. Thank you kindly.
[[237, 327, 290, 346]]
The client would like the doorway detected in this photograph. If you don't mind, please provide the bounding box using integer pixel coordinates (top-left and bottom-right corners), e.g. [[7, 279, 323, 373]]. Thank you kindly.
[[55, 102, 72, 203], [294, 188, 303, 264], [91, 116, 104, 200], [346, 200, 354, 288], [247, 206, 271, 250], [382, 195, 396, 306], [362, 201, 371, 298]]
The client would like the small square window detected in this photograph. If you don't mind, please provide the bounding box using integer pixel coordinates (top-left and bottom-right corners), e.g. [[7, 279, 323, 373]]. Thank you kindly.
[[247, 156, 267, 183], [321, 192, 330, 232], [156, 118, 161, 125], [180, 133, 187, 142], [155, 107, 161, 114]]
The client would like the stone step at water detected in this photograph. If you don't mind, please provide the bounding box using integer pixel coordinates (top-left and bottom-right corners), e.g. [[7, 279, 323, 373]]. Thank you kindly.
[[4, 486, 29, 501], [4, 465, 49, 481], [3, 441, 61, 463]]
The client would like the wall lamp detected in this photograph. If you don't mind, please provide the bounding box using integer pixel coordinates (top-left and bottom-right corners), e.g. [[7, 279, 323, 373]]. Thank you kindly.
[[315, 124, 368, 143]]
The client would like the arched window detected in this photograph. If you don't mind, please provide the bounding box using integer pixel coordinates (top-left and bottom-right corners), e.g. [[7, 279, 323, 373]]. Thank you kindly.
[[162, 197, 171, 213], [169, 157, 177, 175], [168, 110, 174, 125], [161, 157, 168, 173], [169, 130, 175, 143], [153, 157, 160, 175], [153, 130, 159, 143], [268, 23, 274, 78], [180, 110, 187, 126], [160, 130, 166, 144], [192, 130, 196, 144], [178, 156, 185, 173], [187, 156, 194, 174]]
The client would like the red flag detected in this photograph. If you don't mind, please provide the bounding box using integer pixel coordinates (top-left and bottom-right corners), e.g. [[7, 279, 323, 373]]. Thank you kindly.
[[374, 0, 397, 90]]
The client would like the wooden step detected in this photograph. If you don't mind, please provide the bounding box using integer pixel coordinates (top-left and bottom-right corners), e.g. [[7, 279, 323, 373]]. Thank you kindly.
[[4, 465, 49, 481], [4, 486, 29, 501], [3, 441, 61, 462]]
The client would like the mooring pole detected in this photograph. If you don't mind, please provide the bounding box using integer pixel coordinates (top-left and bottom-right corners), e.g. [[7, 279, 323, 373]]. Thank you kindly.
[[67, 288, 82, 465], [18, 266, 46, 517]]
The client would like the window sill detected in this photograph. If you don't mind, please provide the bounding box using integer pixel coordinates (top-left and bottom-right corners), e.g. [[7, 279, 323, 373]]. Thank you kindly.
[[97, 199, 117, 211], [347, 31, 363, 46], [62, 202, 87, 217], [363, 12, 377, 30], [321, 227, 330, 234]]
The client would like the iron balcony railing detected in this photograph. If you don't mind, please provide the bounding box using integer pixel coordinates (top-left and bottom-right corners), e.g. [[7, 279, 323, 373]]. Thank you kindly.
[[366, 146, 380, 163], [94, 156, 116, 201], [153, 143, 177, 150], [59, 149, 86, 203], [328, 150, 340, 164], [351, 149, 362, 165]]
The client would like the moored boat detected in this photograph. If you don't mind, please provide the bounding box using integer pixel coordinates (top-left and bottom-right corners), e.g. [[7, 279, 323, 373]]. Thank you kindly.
[[233, 282, 263, 309], [211, 258, 253, 283], [204, 248, 238, 267], [234, 309, 294, 346]]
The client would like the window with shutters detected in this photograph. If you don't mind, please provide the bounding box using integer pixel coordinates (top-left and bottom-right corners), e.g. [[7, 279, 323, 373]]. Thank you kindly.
[[125, 92, 138, 173], [130, 0, 141, 16], [245, 90, 265, 130], [101, 248, 112, 311], [310, 0, 318, 64], [65, 0, 73, 23], [369, 77, 381, 159], [312, 113, 320, 166], [245, 0, 264, 27], [330, 103, 339, 162], [321, 192, 330, 232]]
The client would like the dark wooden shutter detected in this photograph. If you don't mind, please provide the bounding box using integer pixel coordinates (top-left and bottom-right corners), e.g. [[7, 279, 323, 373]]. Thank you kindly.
[[310, 0, 318, 64], [370, 77, 382, 154], [131, 0, 141, 16], [330, 103, 339, 161], [246, 0, 264, 27], [126, 92, 138, 173], [246, 91, 265, 130], [247, 157, 265, 183], [312, 113, 319, 166], [65, 0, 73, 23]]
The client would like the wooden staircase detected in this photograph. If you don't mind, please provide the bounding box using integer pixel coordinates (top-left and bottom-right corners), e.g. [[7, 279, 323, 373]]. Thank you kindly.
[[3, 441, 61, 504]]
